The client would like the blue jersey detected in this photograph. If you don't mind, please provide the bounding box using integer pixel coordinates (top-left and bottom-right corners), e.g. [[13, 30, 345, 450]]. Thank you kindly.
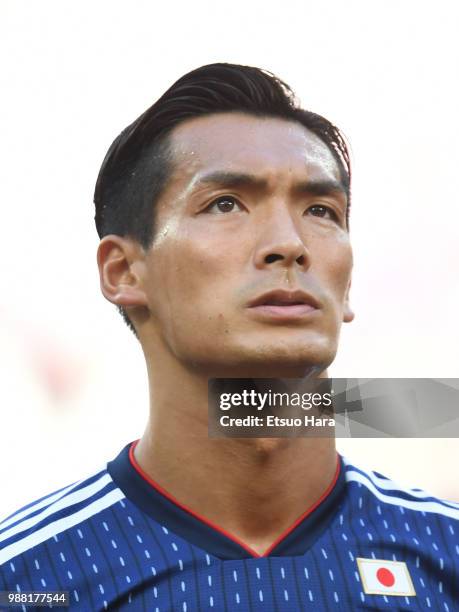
[[1, 440, 458, 611]]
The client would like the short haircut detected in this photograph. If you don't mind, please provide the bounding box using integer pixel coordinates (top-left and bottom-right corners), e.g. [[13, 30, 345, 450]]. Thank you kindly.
[[94, 63, 352, 338]]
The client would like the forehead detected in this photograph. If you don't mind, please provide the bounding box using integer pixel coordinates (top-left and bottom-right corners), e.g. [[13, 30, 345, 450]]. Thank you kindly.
[[167, 113, 341, 185]]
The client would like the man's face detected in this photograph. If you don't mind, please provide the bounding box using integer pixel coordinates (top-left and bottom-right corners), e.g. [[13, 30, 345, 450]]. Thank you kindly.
[[139, 113, 354, 377]]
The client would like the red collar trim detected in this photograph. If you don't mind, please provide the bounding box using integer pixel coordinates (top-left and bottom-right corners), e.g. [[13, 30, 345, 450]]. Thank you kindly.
[[128, 439, 341, 558]]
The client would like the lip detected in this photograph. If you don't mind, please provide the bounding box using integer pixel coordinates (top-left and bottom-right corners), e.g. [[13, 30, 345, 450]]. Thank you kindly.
[[248, 289, 320, 309], [247, 289, 320, 320]]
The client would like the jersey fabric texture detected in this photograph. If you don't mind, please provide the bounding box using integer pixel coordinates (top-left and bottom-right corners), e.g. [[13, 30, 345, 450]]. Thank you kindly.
[[1, 440, 458, 611]]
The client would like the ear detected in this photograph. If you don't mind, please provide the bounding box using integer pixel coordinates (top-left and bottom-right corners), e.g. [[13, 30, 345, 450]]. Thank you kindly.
[[96, 235, 148, 309], [343, 277, 355, 323]]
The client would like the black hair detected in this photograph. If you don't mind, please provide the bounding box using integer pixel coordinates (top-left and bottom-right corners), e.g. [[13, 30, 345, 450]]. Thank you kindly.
[[94, 63, 351, 338]]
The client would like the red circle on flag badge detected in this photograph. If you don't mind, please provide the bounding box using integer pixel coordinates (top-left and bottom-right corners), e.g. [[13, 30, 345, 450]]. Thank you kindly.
[[376, 567, 395, 587]]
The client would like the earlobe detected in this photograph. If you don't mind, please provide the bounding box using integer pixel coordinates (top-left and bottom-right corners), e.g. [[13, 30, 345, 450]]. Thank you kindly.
[[343, 279, 355, 323], [97, 235, 148, 308], [343, 302, 355, 323]]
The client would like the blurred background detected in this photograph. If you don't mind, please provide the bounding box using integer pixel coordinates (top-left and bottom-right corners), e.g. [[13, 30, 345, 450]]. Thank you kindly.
[[1, 0, 458, 518]]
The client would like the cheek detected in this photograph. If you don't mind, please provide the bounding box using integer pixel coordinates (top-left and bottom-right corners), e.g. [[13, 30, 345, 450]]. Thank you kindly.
[[147, 235, 242, 360], [310, 233, 353, 297], [147, 229, 235, 321]]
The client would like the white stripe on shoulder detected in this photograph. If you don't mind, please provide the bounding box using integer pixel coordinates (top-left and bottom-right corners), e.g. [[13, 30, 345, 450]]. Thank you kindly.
[[342, 457, 459, 508], [0, 468, 107, 531], [0, 473, 114, 544], [345, 469, 459, 520], [0, 488, 125, 565]]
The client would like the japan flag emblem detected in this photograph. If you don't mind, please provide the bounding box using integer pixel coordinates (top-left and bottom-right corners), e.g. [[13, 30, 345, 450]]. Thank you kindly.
[[356, 558, 416, 596]]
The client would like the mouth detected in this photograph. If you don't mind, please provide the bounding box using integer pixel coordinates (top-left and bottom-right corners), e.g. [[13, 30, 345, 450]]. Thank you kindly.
[[247, 289, 320, 320]]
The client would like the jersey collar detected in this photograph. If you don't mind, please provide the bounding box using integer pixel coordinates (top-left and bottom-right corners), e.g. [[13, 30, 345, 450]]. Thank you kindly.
[[107, 440, 346, 560]]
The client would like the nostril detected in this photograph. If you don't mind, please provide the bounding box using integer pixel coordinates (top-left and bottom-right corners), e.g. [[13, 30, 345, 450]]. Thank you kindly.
[[265, 253, 284, 264], [296, 254, 305, 265]]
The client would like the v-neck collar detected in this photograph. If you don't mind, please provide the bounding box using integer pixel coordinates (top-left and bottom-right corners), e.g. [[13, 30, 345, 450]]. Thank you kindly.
[[107, 440, 346, 560]]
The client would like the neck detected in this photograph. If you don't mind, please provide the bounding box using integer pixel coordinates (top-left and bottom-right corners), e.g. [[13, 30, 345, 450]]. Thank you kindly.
[[134, 348, 337, 556]]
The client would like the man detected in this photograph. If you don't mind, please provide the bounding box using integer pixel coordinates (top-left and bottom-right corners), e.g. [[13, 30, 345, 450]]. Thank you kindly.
[[1, 63, 458, 611]]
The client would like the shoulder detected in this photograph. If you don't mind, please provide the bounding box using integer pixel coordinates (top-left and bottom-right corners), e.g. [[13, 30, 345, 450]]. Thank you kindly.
[[0, 465, 125, 567], [341, 455, 459, 522]]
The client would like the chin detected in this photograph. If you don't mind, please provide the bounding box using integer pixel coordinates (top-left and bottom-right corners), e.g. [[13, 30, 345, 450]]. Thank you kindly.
[[249, 336, 336, 370], [192, 340, 336, 379]]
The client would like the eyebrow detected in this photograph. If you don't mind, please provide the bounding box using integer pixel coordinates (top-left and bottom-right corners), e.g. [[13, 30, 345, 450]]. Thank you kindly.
[[196, 171, 348, 200], [197, 171, 267, 190]]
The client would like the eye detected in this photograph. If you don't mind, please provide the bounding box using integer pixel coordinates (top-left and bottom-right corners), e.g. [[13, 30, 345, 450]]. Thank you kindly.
[[205, 196, 244, 214], [306, 204, 338, 221]]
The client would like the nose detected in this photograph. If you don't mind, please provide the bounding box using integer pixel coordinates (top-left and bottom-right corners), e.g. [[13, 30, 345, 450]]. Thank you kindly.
[[253, 207, 309, 270]]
